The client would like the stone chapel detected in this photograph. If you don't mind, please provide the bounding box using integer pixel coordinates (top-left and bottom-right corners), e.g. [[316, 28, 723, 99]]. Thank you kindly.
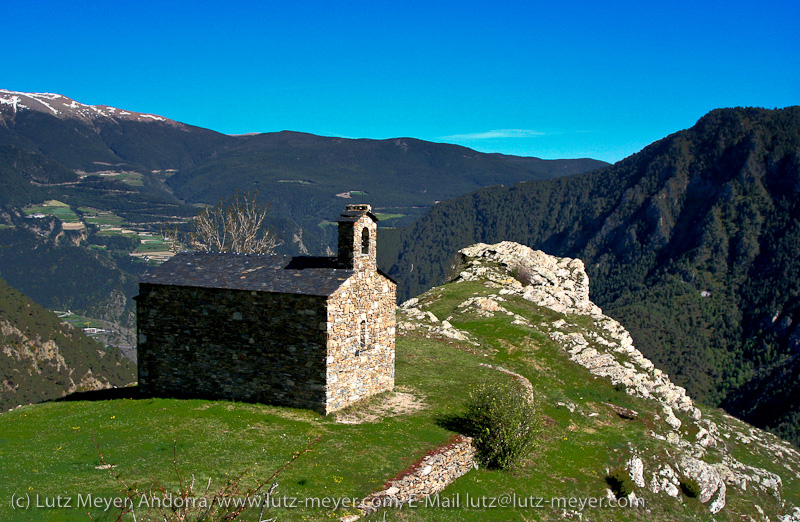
[[135, 204, 396, 414]]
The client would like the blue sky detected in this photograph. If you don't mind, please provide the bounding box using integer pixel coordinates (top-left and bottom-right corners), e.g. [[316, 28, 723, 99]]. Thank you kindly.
[[5, 0, 799, 163]]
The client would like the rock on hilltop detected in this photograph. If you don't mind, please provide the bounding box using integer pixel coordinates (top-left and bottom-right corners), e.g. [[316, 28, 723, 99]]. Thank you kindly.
[[447, 242, 695, 414], [398, 242, 800, 518], [457, 242, 601, 316]]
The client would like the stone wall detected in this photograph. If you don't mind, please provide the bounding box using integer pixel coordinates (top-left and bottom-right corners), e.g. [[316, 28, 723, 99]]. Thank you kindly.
[[338, 212, 378, 271], [326, 268, 395, 413], [358, 436, 476, 516], [137, 284, 329, 412]]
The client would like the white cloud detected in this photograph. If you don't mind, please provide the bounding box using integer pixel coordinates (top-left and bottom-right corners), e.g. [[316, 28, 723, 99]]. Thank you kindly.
[[440, 129, 545, 140]]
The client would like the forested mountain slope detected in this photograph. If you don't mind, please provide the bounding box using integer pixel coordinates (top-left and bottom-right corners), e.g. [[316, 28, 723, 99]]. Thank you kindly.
[[0, 276, 135, 410], [0, 90, 604, 335], [382, 106, 800, 444]]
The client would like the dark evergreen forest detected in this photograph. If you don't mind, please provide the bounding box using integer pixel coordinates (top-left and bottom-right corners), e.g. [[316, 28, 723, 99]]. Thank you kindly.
[[380, 107, 800, 445]]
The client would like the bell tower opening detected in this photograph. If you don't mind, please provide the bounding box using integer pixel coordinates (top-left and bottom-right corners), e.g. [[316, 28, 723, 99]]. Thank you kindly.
[[361, 228, 370, 255], [360, 320, 367, 348], [336, 204, 378, 269]]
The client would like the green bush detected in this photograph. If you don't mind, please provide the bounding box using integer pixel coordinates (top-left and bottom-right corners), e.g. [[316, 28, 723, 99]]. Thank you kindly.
[[680, 476, 702, 498], [464, 380, 540, 470], [511, 264, 535, 286], [606, 468, 635, 498]]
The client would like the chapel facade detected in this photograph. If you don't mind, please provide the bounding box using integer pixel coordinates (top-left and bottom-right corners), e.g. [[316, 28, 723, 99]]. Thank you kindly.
[[135, 204, 395, 414]]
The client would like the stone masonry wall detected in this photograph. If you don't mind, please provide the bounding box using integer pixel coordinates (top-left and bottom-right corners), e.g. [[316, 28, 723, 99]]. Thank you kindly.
[[326, 268, 395, 413], [358, 436, 476, 516], [137, 284, 329, 412], [338, 212, 378, 272]]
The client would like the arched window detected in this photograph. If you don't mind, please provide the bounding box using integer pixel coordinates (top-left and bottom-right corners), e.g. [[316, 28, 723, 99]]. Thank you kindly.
[[361, 227, 370, 255]]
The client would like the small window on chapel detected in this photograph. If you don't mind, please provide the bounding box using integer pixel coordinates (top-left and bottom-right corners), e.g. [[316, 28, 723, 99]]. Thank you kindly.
[[361, 228, 370, 255], [360, 320, 367, 349]]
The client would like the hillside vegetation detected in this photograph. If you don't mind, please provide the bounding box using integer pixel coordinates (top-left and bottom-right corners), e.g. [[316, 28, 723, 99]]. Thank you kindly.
[[0, 277, 135, 410], [2, 244, 798, 522], [381, 106, 800, 445], [0, 92, 603, 339]]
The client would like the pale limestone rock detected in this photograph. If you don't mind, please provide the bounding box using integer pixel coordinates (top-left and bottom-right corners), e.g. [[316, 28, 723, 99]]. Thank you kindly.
[[663, 405, 682, 431], [458, 242, 603, 316], [511, 315, 533, 327], [403, 241, 800, 518], [557, 401, 576, 413], [627, 455, 645, 488], [457, 295, 508, 317], [648, 464, 680, 497], [400, 297, 419, 309], [709, 482, 727, 514], [678, 456, 726, 511]]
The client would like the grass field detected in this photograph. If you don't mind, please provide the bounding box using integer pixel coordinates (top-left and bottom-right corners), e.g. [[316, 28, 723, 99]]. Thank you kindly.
[[91, 171, 145, 186], [2, 278, 797, 521], [1, 336, 480, 521], [117, 172, 144, 186], [374, 213, 406, 221], [23, 200, 81, 223], [79, 208, 128, 227], [56, 312, 108, 330], [96, 228, 138, 237], [135, 239, 171, 253]]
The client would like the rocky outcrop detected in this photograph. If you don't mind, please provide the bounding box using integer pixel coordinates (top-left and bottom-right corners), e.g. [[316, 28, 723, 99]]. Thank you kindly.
[[454, 242, 698, 417], [396, 241, 800, 517], [1, 319, 113, 405], [457, 242, 602, 316], [677, 456, 726, 513], [398, 300, 477, 344]]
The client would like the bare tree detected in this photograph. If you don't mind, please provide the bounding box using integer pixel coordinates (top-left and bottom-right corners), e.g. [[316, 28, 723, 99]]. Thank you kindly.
[[188, 190, 282, 254], [160, 226, 182, 253]]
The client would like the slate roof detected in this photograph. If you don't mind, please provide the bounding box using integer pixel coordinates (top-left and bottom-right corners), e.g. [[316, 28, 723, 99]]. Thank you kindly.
[[140, 252, 355, 296]]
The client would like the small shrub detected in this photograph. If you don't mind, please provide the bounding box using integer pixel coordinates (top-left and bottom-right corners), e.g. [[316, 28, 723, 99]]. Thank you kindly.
[[511, 264, 535, 286], [444, 252, 465, 282], [606, 468, 635, 498], [680, 476, 702, 498], [464, 380, 540, 470]]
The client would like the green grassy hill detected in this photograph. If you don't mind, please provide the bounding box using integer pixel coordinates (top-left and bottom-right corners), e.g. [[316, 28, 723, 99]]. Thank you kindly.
[[2, 243, 797, 522]]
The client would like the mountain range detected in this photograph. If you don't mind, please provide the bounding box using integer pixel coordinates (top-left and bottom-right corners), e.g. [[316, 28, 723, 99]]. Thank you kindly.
[[1, 89, 798, 448], [0, 88, 605, 232], [381, 106, 800, 445], [0, 88, 604, 331]]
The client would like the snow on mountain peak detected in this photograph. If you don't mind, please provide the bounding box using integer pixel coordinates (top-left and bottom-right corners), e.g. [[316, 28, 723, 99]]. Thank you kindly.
[[0, 89, 172, 124]]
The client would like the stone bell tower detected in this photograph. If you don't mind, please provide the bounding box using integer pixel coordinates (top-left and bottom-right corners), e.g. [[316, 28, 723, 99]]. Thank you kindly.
[[336, 204, 378, 271]]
